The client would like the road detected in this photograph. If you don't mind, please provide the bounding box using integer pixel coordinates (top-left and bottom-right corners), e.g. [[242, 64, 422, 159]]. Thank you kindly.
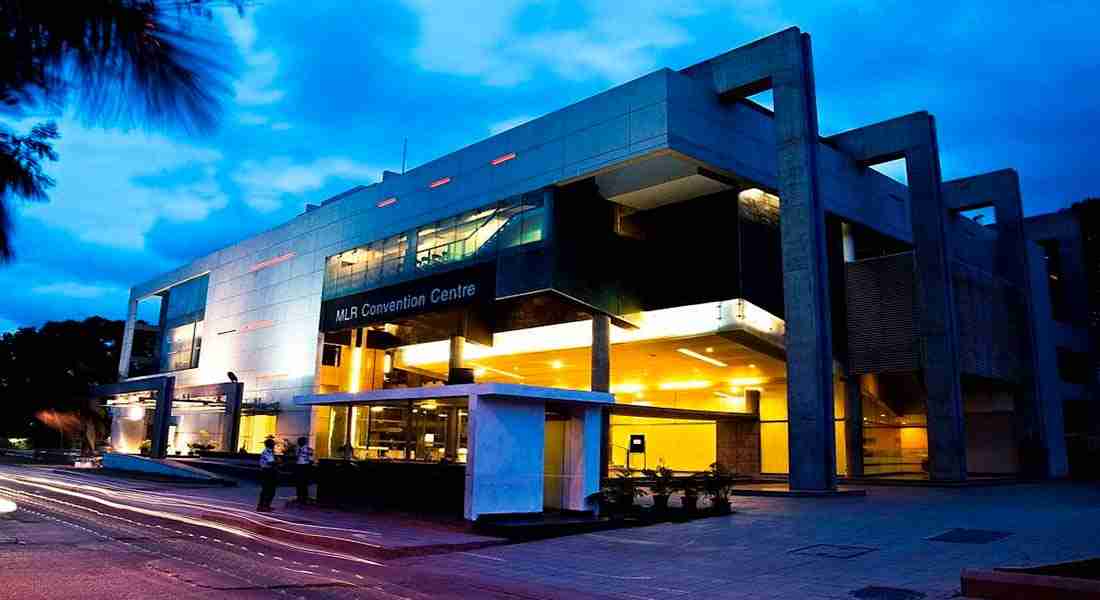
[[0, 464, 600, 600]]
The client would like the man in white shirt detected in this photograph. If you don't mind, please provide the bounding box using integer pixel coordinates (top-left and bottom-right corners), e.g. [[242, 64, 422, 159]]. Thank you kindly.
[[257, 437, 278, 512], [295, 436, 314, 504]]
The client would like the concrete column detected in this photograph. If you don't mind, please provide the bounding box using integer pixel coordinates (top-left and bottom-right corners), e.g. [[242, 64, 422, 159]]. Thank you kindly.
[[117, 293, 139, 380], [829, 112, 967, 481], [560, 406, 603, 512], [222, 382, 244, 453], [463, 394, 545, 520], [844, 375, 864, 478], [150, 376, 174, 459], [591, 314, 611, 393], [1026, 243, 1070, 477], [942, 169, 1068, 478], [445, 407, 460, 460], [905, 138, 966, 481], [682, 28, 837, 490], [449, 335, 465, 372]]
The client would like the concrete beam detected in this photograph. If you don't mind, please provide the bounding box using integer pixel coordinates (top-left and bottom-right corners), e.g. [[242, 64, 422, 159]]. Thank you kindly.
[[591, 315, 611, 393], [830, 112, 967, 481], [686, 27, 837, 491]]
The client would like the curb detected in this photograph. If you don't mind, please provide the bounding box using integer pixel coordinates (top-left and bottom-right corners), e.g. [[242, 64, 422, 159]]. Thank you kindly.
[[962, 568, 1100, 599], [197, 510, 506, 560]]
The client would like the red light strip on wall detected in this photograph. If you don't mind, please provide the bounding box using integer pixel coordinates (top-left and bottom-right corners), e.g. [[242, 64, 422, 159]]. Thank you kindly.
[[248, 252, 296, 272], [376, 196, 398, 208], [491, 152, 517, 166], [239, 319, 275, 333], [429, 177, 451, 189]]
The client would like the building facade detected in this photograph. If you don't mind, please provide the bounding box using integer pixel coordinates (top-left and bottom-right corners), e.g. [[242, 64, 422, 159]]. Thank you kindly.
[[102, 28, 1095, 519]]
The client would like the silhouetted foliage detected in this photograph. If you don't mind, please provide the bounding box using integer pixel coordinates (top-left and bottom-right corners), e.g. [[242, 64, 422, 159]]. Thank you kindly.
[[0, 0, 239, 261], [0, 316, 156, 446]]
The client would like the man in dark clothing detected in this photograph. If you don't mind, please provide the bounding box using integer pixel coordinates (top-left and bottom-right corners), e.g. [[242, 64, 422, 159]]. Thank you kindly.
[[257, 437, 278, 512], [295, 436, 314, 504]]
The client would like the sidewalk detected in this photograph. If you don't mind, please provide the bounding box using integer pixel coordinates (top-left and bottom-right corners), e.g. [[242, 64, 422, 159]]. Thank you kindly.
[[2, 465, 504, 560]]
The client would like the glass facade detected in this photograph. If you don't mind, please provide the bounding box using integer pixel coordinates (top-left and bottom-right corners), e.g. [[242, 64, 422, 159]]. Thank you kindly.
[[415, 195, 544, 270], [330, 399, 469, 463], [163, 321, 203, 371], [322, 193, 546, 301], [324, 232, 409, 300], [159, 275, 208, 372]]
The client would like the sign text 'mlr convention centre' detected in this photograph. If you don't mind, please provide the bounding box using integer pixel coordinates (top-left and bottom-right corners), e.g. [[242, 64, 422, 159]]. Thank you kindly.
[[320, 264, 495, 332], [333, 283, 478, 323]]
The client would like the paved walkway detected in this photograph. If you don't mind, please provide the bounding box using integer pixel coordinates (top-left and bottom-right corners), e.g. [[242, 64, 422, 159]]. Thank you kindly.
[[7, 464, 1099, 598], [395, 482, 1100, 599]]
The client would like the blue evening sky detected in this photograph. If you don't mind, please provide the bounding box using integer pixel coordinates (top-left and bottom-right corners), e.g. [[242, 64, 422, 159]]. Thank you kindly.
[[2, 1, 1098, 331]]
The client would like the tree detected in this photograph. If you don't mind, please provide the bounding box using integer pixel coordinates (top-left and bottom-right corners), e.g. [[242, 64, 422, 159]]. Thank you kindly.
[[0, 0, 237, 261], [0, 316, 156, 445]]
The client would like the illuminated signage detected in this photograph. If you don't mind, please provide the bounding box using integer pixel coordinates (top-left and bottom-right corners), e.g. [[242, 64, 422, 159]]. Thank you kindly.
[[320, 264, 495, 332]]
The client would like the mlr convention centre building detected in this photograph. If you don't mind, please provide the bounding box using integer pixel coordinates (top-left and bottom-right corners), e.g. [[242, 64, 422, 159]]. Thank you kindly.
[[97, 28, 1099, 520]]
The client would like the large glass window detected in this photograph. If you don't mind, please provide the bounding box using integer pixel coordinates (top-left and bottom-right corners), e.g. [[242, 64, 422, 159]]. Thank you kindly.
[[324, 232, 408, 300], [330, 399, 468, 463], [323, 194, 546, 300], [415, 195, 545, 271], [163, 320, 202, 371], [158, 275, 208, 372]]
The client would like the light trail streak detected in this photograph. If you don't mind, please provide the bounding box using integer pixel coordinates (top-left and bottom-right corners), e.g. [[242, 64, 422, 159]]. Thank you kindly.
[[0, 474, 385, 567]]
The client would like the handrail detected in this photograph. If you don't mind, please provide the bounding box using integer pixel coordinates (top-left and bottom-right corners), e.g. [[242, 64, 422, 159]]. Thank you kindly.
[[416, 207, 521, 268]]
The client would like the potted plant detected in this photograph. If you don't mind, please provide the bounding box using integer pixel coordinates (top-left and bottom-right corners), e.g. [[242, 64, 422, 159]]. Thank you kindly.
[[679, 474, 701, 515], [643, 463, 675, 512], [704, 462, 736, 515]]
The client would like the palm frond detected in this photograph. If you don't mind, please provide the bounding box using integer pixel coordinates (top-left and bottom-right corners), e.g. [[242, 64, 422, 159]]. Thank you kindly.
[[0, 121, 59, 262], [1, 0, 236, 134]]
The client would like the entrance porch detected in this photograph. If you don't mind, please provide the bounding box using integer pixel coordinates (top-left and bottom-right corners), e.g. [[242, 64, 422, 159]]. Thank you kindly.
[[296, 383, 612, 520]]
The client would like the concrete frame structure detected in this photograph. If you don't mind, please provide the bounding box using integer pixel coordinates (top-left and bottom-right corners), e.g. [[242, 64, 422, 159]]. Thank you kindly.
[[109, 27, 1091, 517], [681, 27, 836, 491], [93, 378, 244, 459]]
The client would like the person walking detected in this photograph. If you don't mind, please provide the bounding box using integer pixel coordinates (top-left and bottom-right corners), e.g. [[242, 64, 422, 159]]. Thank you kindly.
[[295, 436, 314, 504], [257, 437, 278, 512]]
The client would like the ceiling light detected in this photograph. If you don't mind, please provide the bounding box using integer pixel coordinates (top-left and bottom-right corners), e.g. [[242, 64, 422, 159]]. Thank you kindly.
[[469, 363, 524, 380], [429, 177, 451, 189], [551, 360, 563, 369], [677, 348, 728, 367], [610, 383, 645, 394], [705, 347, 714, 353], [376, 197, 398, 208], [658, 380, 713, 391]]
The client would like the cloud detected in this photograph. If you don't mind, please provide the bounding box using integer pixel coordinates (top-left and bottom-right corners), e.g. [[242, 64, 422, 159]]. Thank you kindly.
[[18, 118, 226, 250], [402, 0, 705, 86], [488, 115, 533, 135], [219, 8, 286, 107], [238, 112, 270, 125], [30, 282, 117, 299], [233, 157, 383, 212]]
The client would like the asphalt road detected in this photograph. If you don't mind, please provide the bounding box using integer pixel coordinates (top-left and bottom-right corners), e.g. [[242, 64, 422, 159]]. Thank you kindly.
[[0, 465, 600, 600]]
